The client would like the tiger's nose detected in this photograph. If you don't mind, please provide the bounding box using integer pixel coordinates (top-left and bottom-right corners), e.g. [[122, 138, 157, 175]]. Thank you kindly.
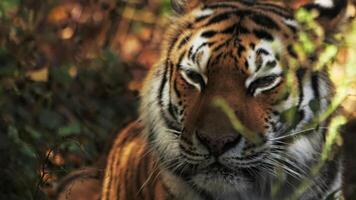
[[196, 131, 242, 157]]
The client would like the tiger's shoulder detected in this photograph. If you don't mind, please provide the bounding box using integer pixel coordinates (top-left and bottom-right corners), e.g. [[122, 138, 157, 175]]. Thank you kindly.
[[52, 167, 102, 200], [101, 121, 169, 200], [53, 122, 164, 200]]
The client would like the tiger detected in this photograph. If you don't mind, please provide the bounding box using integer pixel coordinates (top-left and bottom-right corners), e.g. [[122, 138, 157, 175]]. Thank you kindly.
[[99, 0, 350, 200], [61, 0, 350, 200]]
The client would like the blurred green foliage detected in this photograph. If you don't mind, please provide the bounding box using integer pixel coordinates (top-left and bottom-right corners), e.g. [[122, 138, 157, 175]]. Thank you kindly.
[[0, 0, 139, 199]]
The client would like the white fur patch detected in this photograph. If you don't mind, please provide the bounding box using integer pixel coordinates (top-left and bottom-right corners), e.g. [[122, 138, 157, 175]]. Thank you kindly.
[[140, 66, 181, 162], [315, 0, 334, 8], [287, 134, 320, 164], [179, 34, 211, 89], [283, 18, 299, 29], [193, 9, 213, 18], [245, 39, 284, 96]]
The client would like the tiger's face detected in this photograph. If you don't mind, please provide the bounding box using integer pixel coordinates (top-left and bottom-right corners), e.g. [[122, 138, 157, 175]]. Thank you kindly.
[[140, 0, 345, 196]]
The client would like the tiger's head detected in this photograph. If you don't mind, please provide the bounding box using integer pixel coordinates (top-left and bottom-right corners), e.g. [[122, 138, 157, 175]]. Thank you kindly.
[[140, 0, 347, 196]]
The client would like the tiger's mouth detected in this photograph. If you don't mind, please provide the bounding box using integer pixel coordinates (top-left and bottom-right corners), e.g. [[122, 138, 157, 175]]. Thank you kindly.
[[188, 161, 258, 194], [200, 162, 256, 178], [175, 153, 265, 180]]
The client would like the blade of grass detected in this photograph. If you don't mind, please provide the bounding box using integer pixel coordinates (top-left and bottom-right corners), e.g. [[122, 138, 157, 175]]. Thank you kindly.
[[212, 97, 263, 145]]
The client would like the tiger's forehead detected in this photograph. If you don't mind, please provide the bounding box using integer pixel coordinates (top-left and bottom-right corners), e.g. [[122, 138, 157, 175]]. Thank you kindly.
[[170, 1, 298, 73], [178, 31, 285, 75]]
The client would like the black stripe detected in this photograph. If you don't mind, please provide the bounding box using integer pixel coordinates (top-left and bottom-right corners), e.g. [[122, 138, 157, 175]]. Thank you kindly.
[[194, 42, 212, 55], [204, 1, 292, 19], [256, 48, 270, 56], [253, 29, 274, 41], [205, 10, 251, 26], [296, 68, 307, 108], [195, 15, 210, 23], [212, 42, 226, 52], [256, 2, 286, 10], [255, 3, 292, 15], [228, 24, 251, 34], [287, 45, 298, 58], [255, 6, 293, 19], [265, 60, 277, 69], [173, 79, 181, 98], [159, 34, 180, 107], [158, 66, 168, 107], [188, 46, 194, 60], [221, 23, 236, 34], [167, 59, 178, 122], [192, 42, 214, 64], [311, 72, 320, 99], [304, 0, 347, 18], [244, 59, 249, 69], [178, 35, 191, 49], [162, 113, 181, 135], [168, 102, 178, 121], [237, 45, 246, 57], [286, 23, 298, 33], [201, 30, 217, 38], [206, 11, 232, 25], [250, 13, 280, 30], [203, 2, 243, 10]]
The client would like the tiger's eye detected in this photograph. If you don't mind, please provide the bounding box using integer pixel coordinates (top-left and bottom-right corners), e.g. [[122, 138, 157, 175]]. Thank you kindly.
[[255, 75, 277, 88], [184, 70, 206, 90], [247, 75, 278, 95]]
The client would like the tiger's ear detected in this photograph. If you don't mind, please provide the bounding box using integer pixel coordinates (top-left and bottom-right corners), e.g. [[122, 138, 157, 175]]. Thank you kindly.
[[298, 0, 349, 33], [171, 0, 208, 14]]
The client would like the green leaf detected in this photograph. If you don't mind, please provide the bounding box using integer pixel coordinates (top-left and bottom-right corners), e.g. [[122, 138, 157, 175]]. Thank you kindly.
[[280, 106, 298, 125], [38, 110, 63, 129], [102, 49, 120, 65], [25, 126, 41, 140], [20, 143, 36, 158], [50, 65, 73, 85], [58, 122, 81, 137], [324, 189, 342, 200], [7, 125, 20, 144], [212, 97, 262, 144], [0, 0, 20, 13], [309, 99, 320, 114]]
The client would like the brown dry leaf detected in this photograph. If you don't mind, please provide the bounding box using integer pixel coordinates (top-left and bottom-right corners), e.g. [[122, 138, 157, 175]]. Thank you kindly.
[[128, 80, 143, 91], [138, 27, 152, 41], [337, 47, 349, 65], [68, 66, 78, 78], [52, 153, 65, 166], [120, 35, 142, 61], [138, 50, 159, 68], [289, 0, 310, 9], [60, 26, 75, 39], [48, 3, 81, 23], [26, 67, 49, 82]]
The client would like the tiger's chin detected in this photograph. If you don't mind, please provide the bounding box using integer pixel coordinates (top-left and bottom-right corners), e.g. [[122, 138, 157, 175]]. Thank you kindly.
[[188, 163, 255, 195]]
